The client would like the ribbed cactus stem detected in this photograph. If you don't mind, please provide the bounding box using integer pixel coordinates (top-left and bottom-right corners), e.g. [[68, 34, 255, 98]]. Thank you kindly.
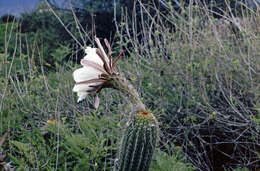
[[111, 74, 146, 112], [111, 73, 158, 171], [115, 110, 158, 171]]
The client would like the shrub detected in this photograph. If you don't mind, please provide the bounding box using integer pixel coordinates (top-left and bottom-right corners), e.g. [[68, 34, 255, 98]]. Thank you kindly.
[[0, 14, 16, 23], [115, 1, 260, 170]]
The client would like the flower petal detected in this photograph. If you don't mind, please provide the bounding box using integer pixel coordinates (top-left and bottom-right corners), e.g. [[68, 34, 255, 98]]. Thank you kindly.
[[84, 47, 103, 65], [73, 82, 102, 92], [73, 84, 90, 92], [76, 91, 88, 103], [94, 36, 110, 65], [81, 59, 106, 73], [85, 47, 96, 54], [73, 67, 102, 83], [94, 95, 100, 109]]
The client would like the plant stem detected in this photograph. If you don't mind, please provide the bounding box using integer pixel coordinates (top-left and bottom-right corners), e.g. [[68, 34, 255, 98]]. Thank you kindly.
[[111, 74, 146, 112]]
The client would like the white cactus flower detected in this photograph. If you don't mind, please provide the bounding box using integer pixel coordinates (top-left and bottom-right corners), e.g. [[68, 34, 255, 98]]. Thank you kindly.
[[72, 37, 122, 107], [72, 47, 106, 103]]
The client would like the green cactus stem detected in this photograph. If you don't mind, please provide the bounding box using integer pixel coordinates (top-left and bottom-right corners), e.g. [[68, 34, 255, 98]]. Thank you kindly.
[[115, 110, 158, 171]]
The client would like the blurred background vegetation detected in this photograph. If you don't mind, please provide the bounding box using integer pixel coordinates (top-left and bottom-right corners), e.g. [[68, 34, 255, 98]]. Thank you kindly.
[[0, 0, 260, 170]]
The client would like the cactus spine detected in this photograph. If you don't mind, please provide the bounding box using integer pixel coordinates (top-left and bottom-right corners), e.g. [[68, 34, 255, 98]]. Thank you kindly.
[[115, 110, 158, 171]]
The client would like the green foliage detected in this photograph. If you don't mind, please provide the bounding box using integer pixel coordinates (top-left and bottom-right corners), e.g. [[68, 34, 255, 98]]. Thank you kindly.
[[20, 10, 76, 67], [0, 22, 18, 53], [150, 149, 195, 171], [233, 167, 250, 171], [70, 0, 114, 13], [50, 44, 72, 66], [8, 113, 120, 170]]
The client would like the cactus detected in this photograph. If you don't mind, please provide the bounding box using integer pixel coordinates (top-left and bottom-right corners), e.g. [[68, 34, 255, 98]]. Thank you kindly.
[[115, 110, 158, 171], [71, 38, 158, 171]]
